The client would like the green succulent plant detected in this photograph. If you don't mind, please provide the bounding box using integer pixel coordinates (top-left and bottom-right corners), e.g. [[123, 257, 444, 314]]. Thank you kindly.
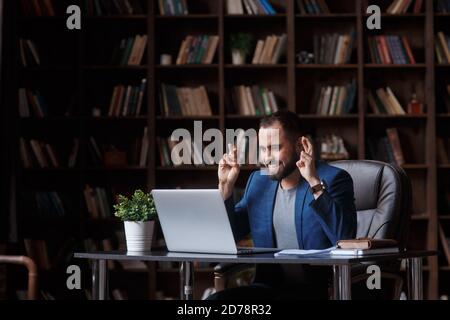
[[113, 190, 157, 222], [229, 33, 254, 56]]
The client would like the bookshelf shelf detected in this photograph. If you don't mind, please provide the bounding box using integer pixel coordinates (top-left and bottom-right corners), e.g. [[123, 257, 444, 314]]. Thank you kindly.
[[19, 16, 67, 22], [83, 66, 148, 70], [225, 115, 262, 119], [439, 215, 450, 220], [224, 14, 286, 19], [298, 114, 358, 119], [157, 268, 214, 273], [437, 114, 450, 118], [364, 64, 427, 69], [157, 166, 217, 171], [156, 165, 260, 172], [19, 117, 83, 122], [401, 164, 428, 170], [156, 14, 219, 19], [438, 164, 450, 169], [436, 64, 450, 68], [20, 66, 75, 72], [86, 116, 148, 121], [85, 167, 147, 172], [366, 114, 428, 119], [411, 214, 429, 220], [439, 266, 450, 271], [156, 116, 220, 120], [85, 15, 148, 21], [22, 168, 80, 173], [225, 64, 287, 69], [155, 64, 219, 69], [296, 64, 358, 69], [296, 14, 356, 18], [363, 13, 426, 18]]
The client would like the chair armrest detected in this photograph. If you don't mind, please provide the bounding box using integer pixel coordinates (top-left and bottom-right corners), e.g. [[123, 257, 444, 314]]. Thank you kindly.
[[0, 255, 38, 300]]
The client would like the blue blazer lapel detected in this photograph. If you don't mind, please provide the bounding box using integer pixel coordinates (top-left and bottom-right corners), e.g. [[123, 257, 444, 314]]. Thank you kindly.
[[295, 179, 311, 249], [261, 180, 278, 248]]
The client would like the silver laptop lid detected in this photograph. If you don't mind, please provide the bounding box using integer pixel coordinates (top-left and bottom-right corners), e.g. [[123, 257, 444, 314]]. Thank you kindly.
[[151, 189, 238, 254]]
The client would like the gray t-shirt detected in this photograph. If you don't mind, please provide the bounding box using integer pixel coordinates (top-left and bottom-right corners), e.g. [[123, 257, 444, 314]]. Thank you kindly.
[[273, 184, 306, 284], [273, 184, 299, 249]]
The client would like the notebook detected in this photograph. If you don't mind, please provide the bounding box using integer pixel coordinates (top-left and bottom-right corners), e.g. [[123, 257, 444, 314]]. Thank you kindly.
[[330, 247, 400, 256]]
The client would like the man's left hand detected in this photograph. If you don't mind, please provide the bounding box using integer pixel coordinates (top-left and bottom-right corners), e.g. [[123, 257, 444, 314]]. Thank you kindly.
[[296, 136, 321, 187]]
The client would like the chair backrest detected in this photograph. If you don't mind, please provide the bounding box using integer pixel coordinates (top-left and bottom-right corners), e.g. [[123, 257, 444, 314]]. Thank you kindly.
[[331, 160, 411, 250]]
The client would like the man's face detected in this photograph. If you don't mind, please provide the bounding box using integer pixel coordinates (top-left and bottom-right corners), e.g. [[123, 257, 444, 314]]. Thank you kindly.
[[258, 122, 300, 181]]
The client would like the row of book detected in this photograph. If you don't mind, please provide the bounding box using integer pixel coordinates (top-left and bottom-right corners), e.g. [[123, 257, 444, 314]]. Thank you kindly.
[[18, 88, 48, 118], [110, 35, 148, 66], [435, 31, 450, 64], [312, 30, 355, 64], [297, 0, 330, 14], [230, 85, 280, 116], [158, 0, 189, 15], [251, 34, 287, 64], [366, 128, 406, 166], [436, 0, 450, 12], [87, 128, 148, 167], [20, 0, 55, 17], [83, 185, 115, 220], [438, 84, 450, 113], [438, 223, 450, 266], [19, 138, 79, 169], [367, 87, 407, 115], [311, 79, 357, 115], [176, 35, 219, 65], [32, 192, 71, 219], [19, 38, 40, 67], [437, 137, 449, 164], [107, 79, 147, 117], [83, 0, 144, 16], [159, 84, 213, 116], [386, 0, 423, 14], [23, 238, 76, 270], [157, 136, 217, 167], [226, 0, 278, 15], [367, 35, 416, 65]]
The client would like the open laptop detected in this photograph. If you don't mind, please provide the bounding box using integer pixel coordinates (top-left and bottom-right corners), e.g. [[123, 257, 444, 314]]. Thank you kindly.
[[151, 189, 278, 255]]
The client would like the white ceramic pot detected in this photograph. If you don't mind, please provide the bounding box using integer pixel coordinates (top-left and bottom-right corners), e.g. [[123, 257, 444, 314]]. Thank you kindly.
[[124, 221, 154, 252], [232, 49, 246, 65]]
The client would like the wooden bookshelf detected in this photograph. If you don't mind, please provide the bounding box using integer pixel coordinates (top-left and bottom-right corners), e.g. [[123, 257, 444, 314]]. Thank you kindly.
[[3, 0, 449, 300]]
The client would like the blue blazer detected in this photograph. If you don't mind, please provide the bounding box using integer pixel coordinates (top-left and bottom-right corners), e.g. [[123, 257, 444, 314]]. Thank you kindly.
[[225, 161, 357, 249]]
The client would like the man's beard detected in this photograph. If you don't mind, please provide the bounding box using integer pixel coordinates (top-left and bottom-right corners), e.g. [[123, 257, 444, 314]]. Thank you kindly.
[[264, 149, 299, 181]]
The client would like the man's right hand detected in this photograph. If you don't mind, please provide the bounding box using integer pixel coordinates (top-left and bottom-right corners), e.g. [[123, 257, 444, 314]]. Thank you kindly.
[[218, 144, 240, 200]]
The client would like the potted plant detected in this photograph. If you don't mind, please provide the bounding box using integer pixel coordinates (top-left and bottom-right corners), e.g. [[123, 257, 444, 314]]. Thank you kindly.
[[230, 33, 253, 65], [114, 190, 157, 252]]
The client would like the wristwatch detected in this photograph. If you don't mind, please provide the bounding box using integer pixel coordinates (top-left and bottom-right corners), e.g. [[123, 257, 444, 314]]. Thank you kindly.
[[310, 180, 326, 194]]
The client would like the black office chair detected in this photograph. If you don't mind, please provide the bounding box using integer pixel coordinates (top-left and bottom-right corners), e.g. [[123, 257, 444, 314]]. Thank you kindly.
[[214, 160, 412, 300]]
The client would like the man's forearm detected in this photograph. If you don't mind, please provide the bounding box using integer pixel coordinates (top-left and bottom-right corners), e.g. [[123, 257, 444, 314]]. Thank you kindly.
[[219, 182, 233, 200]]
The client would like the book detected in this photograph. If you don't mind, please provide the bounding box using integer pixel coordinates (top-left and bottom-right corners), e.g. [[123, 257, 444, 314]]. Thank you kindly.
[[438, 224, 450, 266], [336, 238, 398, 250], [331, 247, 400, 256]]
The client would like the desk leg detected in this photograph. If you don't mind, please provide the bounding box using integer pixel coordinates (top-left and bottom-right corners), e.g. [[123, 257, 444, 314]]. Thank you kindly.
[[91, 260, 98, 300], [91, 260, 108, 300], [180, 261, 194, 300], [333, 265, 351, 300], [407, 257, 423, 300]]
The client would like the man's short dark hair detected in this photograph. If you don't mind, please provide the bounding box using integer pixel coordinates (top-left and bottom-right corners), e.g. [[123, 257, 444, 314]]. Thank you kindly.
[[260, 110, 302, 143]]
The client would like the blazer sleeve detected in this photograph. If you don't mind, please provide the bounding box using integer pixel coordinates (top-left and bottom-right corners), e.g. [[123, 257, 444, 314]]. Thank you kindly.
[[308, 169, 357, 244], [224, 172, 255, 242]]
